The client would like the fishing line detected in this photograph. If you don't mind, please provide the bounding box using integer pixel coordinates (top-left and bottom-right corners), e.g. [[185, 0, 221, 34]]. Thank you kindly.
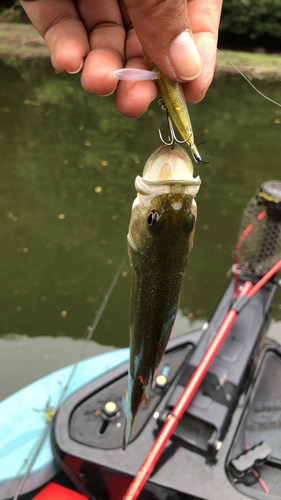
[[217, 48, 281, 108], [8, 256, 126, 500]]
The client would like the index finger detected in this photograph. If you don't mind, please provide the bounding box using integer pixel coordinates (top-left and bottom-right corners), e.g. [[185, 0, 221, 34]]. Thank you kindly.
[[21, 0, 90, 73]]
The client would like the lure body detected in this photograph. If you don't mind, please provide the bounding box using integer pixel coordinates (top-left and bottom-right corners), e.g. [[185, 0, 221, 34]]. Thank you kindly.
[[143, 52, 195, 148], [114, 54, 202, 162], [123, 145, 201, 448]]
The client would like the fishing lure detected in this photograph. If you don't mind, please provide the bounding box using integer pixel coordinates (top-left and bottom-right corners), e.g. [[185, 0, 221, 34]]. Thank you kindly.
[[114, 52, 205, 163], [123, 144, 201, 449]]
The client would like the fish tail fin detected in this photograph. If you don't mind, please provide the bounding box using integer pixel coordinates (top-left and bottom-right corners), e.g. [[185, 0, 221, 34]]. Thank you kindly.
[[123, 370, 155, 449], [122, 388, 137, 450]]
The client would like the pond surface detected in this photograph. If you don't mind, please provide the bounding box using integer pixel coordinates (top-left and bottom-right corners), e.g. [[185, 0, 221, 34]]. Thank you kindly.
[[1, 58, 281, 400]]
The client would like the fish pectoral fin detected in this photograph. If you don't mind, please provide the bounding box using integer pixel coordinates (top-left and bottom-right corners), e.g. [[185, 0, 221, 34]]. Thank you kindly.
[[122, 381, 143, 450], [114, 68, 158, 81], [122, 370, 154, 449]]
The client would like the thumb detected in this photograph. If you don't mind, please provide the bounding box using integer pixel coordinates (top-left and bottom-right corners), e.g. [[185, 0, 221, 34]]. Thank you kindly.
[[124, 0, 202, 81]]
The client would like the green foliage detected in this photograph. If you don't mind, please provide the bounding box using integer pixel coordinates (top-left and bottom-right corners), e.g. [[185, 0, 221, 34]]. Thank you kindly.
[[0, 2, 23, 23], [220, 0, 281, 39], [0, 1, 18, 8]]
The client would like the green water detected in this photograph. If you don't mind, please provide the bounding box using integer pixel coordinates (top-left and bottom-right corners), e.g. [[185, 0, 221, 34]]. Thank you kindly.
[[1, 59, 281, 400]]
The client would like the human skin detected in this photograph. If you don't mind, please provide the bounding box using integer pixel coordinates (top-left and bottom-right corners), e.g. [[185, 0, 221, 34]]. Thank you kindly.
[[21, 0, 223, 118]]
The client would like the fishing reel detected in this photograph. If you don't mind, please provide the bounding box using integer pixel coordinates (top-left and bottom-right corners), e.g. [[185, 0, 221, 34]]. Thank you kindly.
[[236, 180, 281, 277]]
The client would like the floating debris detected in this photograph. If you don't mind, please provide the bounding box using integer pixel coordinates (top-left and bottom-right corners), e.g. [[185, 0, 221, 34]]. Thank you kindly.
[[23, 99, 38, 106], [8, 212, 17, 221]]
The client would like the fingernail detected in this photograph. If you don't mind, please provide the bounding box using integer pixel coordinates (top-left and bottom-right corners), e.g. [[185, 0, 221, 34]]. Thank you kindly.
[[169, 30, 202, 81], [67, 59, 84, 75]]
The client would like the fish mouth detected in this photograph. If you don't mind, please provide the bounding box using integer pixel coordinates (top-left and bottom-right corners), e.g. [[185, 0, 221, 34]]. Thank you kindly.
[[135, 175, 201, 197]]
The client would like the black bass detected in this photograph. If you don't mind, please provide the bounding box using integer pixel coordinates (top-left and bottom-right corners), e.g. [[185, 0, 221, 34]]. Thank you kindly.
[[123, 145, 201, 449]]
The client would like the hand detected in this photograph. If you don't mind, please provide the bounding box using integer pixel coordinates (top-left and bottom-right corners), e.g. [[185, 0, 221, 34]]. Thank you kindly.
[[21, 0, 223, 118]]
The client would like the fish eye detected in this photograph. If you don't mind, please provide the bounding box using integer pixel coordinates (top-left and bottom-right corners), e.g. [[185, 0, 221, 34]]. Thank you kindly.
[[147, 210, 159, 227]]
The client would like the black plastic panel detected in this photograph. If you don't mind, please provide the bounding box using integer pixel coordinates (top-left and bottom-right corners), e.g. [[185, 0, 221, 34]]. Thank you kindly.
[[245, 351, 281, 463], [159, 276, 279, 455], [69, 343, 193, 449], [227, 344, 281, 499], [52, 276, 281, 500]]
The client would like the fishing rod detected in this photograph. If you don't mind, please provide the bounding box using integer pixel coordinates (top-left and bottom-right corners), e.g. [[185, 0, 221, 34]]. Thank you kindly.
[[122, 257, 281, 500], [8, 257, 126, 500]]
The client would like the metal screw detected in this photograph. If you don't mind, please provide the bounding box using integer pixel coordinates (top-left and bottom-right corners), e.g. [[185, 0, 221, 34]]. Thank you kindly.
[[215, 440, 222, 451], [116, 422, 121, 428]]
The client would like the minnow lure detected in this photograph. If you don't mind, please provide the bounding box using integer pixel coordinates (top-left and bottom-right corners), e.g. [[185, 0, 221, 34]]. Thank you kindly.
[[114, 52, 204, 163], [123, 144, 201, 449]]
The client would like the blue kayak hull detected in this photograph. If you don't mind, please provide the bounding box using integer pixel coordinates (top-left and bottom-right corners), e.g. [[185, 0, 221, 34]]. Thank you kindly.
[[0, 349, 129, 498]]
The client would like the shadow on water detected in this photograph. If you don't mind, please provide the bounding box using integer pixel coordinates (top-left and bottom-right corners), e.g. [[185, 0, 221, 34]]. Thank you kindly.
[[0, 59, 281, 398]]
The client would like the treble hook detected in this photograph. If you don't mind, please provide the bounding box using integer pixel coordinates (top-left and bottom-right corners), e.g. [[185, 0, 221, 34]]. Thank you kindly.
[[157, 98, 209, 164], [157, 98, 191, 149]]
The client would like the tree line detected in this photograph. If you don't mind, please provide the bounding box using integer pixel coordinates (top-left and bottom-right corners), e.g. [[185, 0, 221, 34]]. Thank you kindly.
[[1, 0, 281, 50], [220, 0, 281, 50]]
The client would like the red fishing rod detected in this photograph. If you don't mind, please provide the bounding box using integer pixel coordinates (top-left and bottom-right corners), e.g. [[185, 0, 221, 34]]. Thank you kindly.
[[122, 259, 281, 500]]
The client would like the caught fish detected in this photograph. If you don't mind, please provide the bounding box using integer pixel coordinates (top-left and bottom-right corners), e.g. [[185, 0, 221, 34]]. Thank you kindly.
[[123, 144, 201, 449], [114, 52, 203, 163]]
